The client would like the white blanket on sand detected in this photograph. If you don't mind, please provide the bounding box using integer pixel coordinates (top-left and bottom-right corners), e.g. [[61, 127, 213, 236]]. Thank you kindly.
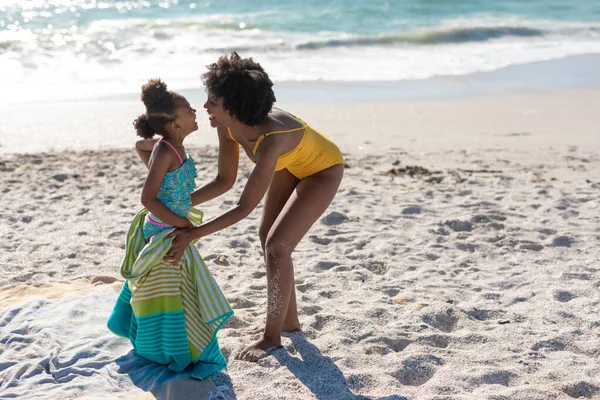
[[0, 276, 231, 400]]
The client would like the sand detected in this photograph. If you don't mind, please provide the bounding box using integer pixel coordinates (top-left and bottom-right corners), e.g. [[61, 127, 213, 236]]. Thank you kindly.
[[1, 88, 600, 399]]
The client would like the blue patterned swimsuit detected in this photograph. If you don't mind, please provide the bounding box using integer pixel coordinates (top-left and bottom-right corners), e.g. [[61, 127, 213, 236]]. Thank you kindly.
[[143, 144, 197, 240]]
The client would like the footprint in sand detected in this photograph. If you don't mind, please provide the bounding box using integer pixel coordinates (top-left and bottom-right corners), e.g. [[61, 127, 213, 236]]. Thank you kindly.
[[300, 305, 322, 316], [310, 314, 330, 331], [554, 291, 575, 302], [456, 243, 477, 252], [229, 239, 250, 249], [52, 174, 69, 182], [318, 290, 337, 299], [561, 272, 592, 281], [467, 308, 507, 322], [421, 307, 460, 333], [315, 261, 339, 270], [364, 345, 392, 356], [472, 371, 519, 387], [444, 220, 473, 232], [380, 337, 411, 352], [309, 235, 332, 245], [346, 373, 378, 391], [361, 261, 387, 275], [531, 338, 567, 351], [393, 354, 443, 386], [550, 235, 574, 247], [296, 283, 313, 293], [228, 296, 256, 309], [471, 214, 492, 224], [322, 211, 348, 226], [382, 287, 400, 297], [402, 206, 421, 215], [519, 242, 544, 251], [417, 335, 450, 349], [561, 381, 599, 399]]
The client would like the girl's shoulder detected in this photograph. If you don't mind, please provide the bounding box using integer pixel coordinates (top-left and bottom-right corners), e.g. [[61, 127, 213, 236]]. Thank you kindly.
[[150, 141, 185, 172]]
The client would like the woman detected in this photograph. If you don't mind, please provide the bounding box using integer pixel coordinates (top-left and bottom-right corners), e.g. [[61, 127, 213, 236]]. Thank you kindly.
[[164, 52, 344, 362]]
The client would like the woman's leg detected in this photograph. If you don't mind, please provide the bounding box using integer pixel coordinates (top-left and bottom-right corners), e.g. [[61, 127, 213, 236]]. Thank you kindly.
[[237, 164, 344, 362], [258, 168, 300, 332]]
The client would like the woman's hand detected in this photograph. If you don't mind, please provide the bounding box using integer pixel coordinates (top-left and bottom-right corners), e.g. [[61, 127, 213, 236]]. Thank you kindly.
[[163, 227, 198, 264]]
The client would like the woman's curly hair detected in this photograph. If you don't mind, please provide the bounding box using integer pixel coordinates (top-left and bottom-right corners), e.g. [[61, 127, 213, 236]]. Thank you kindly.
[[133, 78, 184, 139], [202, 52, 276, 126]]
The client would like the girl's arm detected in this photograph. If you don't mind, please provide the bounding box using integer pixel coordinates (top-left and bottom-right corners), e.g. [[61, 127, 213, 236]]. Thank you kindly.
[[191, 126, 239, 206], [136, 138, 159, 168], [141, 145, 193, 229]]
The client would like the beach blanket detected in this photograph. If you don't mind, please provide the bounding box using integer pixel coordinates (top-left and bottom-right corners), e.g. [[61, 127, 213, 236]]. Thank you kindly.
[[107, 208, 233, 380], [0, 277, 232, 400]]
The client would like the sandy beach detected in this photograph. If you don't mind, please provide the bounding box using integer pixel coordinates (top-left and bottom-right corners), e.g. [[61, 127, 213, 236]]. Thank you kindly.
[[1, 77, 600, 399]]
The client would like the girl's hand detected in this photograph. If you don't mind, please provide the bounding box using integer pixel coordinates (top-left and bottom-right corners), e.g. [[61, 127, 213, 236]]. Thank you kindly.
[[164, 227, 198, 264]]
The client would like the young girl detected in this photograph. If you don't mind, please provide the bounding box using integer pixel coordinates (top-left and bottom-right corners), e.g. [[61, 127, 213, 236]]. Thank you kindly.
[[107, 79, 233, 380], [164, 53, 344, 362]]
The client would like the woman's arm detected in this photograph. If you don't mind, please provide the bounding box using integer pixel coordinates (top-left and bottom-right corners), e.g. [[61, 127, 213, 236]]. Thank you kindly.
[[136, 138, 159, 168], [165, 137, 282, 261], [191, 127, 239, 206], [141, 146, 193, 229], [194, 141, 279, 235]]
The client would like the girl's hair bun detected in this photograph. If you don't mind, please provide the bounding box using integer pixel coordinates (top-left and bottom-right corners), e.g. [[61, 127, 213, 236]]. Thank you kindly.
[[140, 79, 169, 108], [133, 113, 154, 139]]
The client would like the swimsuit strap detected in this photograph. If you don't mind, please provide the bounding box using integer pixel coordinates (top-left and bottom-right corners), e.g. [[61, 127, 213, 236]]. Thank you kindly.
[[226, 112, 307, 154], [227, 127, 239, 144], [252, 125, 306, 154], [159, 139, 184, 164]]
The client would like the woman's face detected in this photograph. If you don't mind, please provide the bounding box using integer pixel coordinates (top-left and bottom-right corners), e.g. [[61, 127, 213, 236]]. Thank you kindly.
[[203, 93, 233, 128], [174, 98, 198, 135]]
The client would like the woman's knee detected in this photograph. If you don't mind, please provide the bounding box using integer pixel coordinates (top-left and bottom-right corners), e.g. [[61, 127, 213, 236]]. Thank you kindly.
[[265, 237, 293, 262]]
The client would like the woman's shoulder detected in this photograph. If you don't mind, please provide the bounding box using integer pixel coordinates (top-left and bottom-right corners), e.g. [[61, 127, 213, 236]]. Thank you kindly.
[[267, 108, 305, 131]]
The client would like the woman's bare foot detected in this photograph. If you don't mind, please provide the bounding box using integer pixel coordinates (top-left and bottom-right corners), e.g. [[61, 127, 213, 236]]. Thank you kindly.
[[235, 337, 283, 362]]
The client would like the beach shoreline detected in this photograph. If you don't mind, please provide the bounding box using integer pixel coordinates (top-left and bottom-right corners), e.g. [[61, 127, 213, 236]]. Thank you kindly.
[[4, 53, 600, 108]]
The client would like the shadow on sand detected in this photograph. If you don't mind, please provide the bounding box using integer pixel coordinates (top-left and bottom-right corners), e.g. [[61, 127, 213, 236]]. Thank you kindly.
[[272, 332, 406, 400]]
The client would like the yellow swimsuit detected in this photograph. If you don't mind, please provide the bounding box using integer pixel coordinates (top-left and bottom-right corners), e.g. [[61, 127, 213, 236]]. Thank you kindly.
[[227, 113, 344, 180]]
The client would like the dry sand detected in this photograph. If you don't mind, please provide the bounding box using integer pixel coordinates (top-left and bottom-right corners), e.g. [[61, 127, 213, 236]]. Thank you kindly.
[[1, 89, 600, 399]]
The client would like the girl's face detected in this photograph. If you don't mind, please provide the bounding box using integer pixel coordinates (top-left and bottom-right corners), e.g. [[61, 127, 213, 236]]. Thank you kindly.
[[173, 98, 198, 135], [203, 93, 233, 128]]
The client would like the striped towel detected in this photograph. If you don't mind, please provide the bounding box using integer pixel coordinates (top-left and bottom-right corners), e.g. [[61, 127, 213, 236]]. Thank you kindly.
[[107, 208, 233, 380]]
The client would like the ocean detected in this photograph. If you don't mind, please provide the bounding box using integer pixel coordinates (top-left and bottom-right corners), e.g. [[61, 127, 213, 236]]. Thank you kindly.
[[2, 0, 600, 103]]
